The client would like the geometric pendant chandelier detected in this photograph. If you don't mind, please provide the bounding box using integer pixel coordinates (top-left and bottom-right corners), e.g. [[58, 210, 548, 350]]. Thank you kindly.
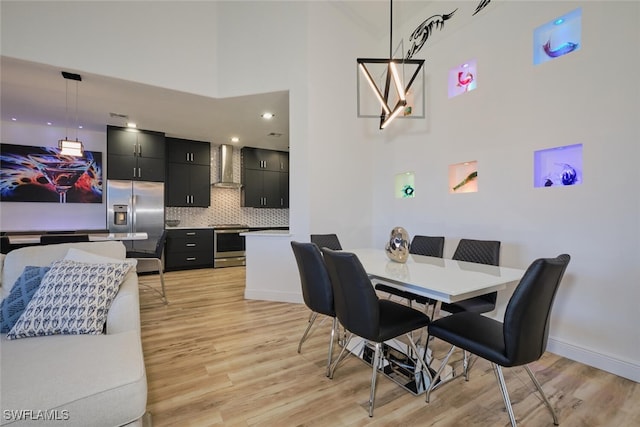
[[357, 0, 425, 130]]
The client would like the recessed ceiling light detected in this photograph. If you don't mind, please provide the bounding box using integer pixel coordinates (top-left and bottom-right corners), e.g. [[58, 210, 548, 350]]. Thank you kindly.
[[231, 137, 240, 143], [78, 125, 83, 129], [261, 112, 274, 119], [47, 122, 52, 126], [11, 117, 17, 121], [126, 122, 137, 128]]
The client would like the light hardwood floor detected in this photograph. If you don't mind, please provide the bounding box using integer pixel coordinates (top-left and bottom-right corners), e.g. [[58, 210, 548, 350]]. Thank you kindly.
[[138, 268, 639, 426]]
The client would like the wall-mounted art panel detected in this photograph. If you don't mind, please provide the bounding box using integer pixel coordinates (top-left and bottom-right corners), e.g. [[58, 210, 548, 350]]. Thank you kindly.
[[534, 8, 582, 65], [395, 172, 415, 198], [534, 143, 583, 188], [449, 161, 478, 194], [0, 143, 103, 203], [448, 59, 477, 98]]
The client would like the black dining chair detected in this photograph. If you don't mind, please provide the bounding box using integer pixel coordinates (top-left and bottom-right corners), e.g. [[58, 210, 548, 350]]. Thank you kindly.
[[375, 235, 445, 305], [40, 234, 90, 244], [290, 241, 338, 377], [426, 254, 570, 427], [1, 236, 11, 254], [310, 234, 342, 250], [126, 230, 168, 304], [322, 248, 432, 417], [440, 238, 501, 314]]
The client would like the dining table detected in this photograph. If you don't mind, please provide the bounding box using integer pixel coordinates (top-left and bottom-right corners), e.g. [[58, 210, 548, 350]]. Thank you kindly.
[[342, 248, 526, 395]]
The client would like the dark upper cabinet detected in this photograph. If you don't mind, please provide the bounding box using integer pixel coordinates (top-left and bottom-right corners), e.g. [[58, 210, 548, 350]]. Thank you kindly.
[[166, 138, 211, 207], [242, 147, 289, 172], [166, 137, 211, 166], [107, 125, 165, 181], [241, 147, 289, 208]]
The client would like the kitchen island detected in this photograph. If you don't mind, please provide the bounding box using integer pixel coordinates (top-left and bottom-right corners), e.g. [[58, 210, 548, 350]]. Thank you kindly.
[[241, 229, 301, 303]]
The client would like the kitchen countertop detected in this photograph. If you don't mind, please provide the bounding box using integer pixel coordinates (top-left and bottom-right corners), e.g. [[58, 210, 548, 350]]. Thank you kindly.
[[242, 229, 291, 237], [166, 226, 289, 230]]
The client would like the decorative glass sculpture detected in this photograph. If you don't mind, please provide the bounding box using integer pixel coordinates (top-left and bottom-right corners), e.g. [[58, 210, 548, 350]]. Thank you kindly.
[[385, 226, 410, 263]]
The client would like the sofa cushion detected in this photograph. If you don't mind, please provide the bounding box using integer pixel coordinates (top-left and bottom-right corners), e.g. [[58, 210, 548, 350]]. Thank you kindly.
[[0, 331, 147, 427], [0, 266, 50, 333], [7, 260, 131, 339]]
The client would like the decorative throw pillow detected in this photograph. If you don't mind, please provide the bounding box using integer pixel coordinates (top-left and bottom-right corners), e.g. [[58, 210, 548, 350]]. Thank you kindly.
[[0, 266, 50, 333], [7, 260, 131, 339]]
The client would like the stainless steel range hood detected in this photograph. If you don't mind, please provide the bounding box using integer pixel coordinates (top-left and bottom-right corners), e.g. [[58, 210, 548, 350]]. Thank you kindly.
[[212, 144, 242, 188]]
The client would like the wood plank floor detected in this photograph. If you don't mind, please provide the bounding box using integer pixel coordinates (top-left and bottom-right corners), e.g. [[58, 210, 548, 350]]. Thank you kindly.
[[138, 268, 639, 426]]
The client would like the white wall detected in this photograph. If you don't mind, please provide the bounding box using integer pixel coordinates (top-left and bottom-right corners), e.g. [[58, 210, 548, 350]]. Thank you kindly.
[[1, 0, 638, 382], [371, 1, 640, 381]]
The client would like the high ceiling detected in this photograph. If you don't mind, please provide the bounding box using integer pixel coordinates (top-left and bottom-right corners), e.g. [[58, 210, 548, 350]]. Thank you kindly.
[[0, 56, 290, 151]]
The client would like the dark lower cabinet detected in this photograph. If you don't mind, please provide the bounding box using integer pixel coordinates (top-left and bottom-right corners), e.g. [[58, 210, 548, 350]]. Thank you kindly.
[[165, 228, 214, 271]]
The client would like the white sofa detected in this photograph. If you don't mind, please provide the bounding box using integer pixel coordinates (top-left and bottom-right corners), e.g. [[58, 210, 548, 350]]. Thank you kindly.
[[0, 241, 147, 426]]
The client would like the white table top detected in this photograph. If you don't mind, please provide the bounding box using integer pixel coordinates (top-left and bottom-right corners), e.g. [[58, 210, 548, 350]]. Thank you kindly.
[[7, 232, 148, 245], [350, 248, 525, 304]]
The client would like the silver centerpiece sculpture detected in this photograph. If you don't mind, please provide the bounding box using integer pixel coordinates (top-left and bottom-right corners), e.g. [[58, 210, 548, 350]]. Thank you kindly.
[[385, 226, 410, 263]]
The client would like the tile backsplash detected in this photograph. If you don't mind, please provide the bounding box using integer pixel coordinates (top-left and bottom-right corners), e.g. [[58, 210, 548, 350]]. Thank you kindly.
[[165, 144, 289, 227]]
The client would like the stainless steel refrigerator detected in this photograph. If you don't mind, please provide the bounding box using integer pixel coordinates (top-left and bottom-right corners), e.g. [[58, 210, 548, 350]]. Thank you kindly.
[[107, 180, 165, 252]]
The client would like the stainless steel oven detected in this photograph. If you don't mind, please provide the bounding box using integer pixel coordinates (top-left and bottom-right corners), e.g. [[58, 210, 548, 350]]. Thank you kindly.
[[212, 225, 249, 268]]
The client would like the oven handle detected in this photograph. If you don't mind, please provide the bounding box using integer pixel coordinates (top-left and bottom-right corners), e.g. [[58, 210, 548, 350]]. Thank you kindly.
[[214, 229, 249, 234]]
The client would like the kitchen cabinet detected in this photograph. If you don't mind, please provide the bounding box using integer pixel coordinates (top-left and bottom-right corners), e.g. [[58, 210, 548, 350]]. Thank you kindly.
[[165, 228, 214, 270], [107, 125, 165, 181], [166, 137, 210, 165], [241, 147, 289, 208], [166, 138, 211, 207]]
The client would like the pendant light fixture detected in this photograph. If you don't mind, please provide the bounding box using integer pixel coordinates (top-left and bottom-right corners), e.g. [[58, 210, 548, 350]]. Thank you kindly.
[[357, 0, 424, 130], [58, 71, 84, 156]]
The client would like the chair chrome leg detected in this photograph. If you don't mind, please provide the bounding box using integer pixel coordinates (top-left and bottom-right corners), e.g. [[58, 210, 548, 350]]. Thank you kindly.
[[329, 332, 353, 379], [368, 342, 381, 417], [493, 363, 517, 427], [157, 258, 168, 304], [298, 312, 318, 353], [326, 317, 337, 377], [524, 365, 559, 425], [463, 350, 470, 381], [406, 333, 433, 387]]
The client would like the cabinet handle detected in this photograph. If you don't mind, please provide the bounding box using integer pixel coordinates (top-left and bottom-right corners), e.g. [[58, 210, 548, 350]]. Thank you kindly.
[[186, 243, 196, 247], [186, 232, 196, 236], [186, 153, 190, 162], [134, 144, 137, 156], [281, 197, 284, 206], [133, 168, 136, 178], [186, 257, 197, 261], [138, 168, 141, 178], [190, 153, 194, 162], [138, 143, 142, 157]]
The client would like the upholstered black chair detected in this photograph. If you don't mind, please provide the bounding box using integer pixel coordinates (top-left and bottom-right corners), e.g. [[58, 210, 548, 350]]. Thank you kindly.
[[322, 248, 432, 417], [310, 234, 342, 250], [426, 254, 570, 427], [126, 230, 168, 304], [375, 235, 445, 304], [440, 238, 501, 314], [290, 241, 338, 377], [1, 236, 11, 254], [40, 234, 90, 244]]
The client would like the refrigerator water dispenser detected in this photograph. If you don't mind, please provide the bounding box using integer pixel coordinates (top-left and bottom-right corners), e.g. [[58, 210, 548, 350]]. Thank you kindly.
[[113, 204, 128, 225]]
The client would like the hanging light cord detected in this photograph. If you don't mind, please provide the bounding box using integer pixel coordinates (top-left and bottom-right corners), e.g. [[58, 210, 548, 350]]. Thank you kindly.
[[75, 80, 79, 141], [64, 79, 69, 140], [389, 0, 393, 59]]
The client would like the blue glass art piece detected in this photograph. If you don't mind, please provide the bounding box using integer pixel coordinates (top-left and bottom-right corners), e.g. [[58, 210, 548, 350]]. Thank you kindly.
[[534, 144, 583, 188], [533, 8, 582, 65]]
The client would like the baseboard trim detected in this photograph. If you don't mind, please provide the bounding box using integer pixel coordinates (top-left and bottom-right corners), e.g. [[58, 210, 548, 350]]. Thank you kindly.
[[547, 337, 640, 382]]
